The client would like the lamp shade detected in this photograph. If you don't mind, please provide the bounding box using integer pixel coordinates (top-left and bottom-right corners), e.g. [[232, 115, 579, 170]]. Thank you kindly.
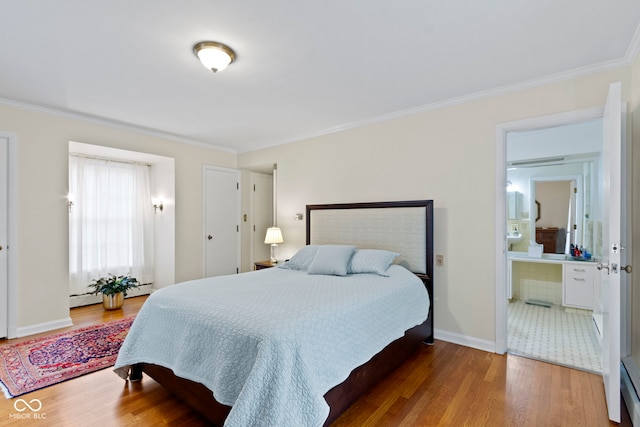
[[264, 227, 284, 244]]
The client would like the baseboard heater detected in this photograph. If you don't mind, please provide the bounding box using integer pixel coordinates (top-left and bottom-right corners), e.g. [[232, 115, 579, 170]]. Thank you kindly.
[[622, 357, 640, 426], [525, 299, 552, 308], [69, 283, 153, 308]]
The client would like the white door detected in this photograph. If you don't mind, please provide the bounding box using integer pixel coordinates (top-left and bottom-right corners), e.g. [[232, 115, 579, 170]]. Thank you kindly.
[[204, 166, 240, 277], [251, 173, 272, 265], [596, 81, 623, 422], [0, 136, 8, 338]]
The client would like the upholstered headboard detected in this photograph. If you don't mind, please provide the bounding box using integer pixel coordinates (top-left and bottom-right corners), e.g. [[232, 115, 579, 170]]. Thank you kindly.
[[306, 200, 433, 278]]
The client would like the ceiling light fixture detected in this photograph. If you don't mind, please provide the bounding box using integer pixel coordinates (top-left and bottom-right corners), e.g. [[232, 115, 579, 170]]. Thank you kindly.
[[193, 41, 236, 73]]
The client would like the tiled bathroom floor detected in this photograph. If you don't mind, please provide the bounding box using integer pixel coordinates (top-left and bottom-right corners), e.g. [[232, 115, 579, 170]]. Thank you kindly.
[[508, 299, 601, 373]]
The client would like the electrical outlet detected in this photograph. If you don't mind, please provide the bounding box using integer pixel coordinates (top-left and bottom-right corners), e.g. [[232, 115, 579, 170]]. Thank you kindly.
[[436, 254, 444, 267]]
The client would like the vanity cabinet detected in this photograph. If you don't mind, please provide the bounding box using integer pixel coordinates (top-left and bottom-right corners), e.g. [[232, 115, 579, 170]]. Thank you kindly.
[[508, 254, 598, 310], [563, 263, 596, 309]]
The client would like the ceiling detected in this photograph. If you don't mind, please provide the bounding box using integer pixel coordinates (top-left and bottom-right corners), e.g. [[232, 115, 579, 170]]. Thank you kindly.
[[2, 1, 640, 153]]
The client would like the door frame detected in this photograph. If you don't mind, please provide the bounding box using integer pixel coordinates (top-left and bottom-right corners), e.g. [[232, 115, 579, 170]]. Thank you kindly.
[[494, 105, 623, 353], [0, 131, 17, 339]]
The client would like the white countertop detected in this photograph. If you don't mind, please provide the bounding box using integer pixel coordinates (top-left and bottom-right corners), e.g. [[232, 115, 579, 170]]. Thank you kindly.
[[507, 251, 598, 265]]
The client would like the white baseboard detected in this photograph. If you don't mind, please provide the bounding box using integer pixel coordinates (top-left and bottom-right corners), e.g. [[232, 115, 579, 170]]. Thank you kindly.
[[434, 328, 496, 353], [15, 317, 73, 338], [622, 357, 640, 425], [7, 326, 17, 339], [14, 285, 153, 338]]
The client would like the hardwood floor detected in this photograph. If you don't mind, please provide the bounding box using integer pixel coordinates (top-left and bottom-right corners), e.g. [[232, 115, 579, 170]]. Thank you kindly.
[[0, 296, 632, 426]]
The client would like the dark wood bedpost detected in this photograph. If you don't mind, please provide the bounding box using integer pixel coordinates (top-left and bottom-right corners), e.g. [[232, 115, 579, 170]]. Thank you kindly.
[[130, 364, 143, 382]]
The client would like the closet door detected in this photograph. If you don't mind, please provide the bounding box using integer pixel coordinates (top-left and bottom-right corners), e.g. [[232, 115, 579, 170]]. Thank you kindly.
[[204, 166, 240, 277], [251, 173, 273, 265], [0, 136, 8, 338]]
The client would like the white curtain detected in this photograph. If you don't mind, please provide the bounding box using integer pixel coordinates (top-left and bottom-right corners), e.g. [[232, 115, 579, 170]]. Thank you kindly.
[[69, 156, 154, 296]]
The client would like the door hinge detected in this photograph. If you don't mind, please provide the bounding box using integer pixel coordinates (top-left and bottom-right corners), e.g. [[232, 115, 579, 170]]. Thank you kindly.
[[253, 184, 256, 191], [236, 267, 239, 274], [237, 182, 239, 190], [237, 225, 239, 232]]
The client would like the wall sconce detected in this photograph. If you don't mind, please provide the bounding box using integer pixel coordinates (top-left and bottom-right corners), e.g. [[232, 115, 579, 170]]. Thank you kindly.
[[264, 227, 284, 263], [152, 197, 164, 214], [67, 193, 75, 213]]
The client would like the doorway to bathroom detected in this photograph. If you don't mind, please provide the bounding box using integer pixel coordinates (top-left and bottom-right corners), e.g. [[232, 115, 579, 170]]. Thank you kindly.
[[496, 83, 630, 423], [504, 118, 603, 373]]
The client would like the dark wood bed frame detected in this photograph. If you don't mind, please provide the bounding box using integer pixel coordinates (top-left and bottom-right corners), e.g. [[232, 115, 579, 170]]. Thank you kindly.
[[131, 200, 434, 426]]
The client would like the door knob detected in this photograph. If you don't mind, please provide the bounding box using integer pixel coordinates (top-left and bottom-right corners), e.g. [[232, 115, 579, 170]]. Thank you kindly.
[[621, 265, 633, 273], [207, 235, 213, 240], [596, 262, 610, 273], [0, 245, 3, 251]]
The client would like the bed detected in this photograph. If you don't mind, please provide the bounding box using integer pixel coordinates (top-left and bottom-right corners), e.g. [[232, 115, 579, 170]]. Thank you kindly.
[[114, 200, 434, 426]]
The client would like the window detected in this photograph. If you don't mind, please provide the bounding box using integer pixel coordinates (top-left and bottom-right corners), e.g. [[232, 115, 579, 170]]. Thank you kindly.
[[69, 155, 154, 296]]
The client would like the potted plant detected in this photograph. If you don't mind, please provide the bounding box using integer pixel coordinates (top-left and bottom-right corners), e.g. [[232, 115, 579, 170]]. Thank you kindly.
[[89, 274, 139, 310]]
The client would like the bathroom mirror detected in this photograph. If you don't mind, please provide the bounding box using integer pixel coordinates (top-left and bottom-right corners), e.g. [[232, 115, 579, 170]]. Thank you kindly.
[[507, 191, 521, 220], [506, 157, 598, 254], [531, 178, 580, 254], [506, 117, 602, 255]]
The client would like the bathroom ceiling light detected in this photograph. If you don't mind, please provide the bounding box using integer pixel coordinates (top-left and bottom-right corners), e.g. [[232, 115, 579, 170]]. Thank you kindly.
[[509, 156, 566, 167], [193, 41, 236, 73]]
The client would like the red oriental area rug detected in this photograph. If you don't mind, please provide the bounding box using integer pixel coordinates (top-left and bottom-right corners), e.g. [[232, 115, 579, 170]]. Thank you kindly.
[[0, 316, 135, 397]]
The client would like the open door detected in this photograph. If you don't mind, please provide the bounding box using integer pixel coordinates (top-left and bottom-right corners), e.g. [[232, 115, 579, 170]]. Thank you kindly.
[[596, 81, 623, 422]]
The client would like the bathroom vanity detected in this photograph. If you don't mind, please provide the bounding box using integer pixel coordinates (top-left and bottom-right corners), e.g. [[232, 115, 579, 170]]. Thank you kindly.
[[507, 252, 599, 310]]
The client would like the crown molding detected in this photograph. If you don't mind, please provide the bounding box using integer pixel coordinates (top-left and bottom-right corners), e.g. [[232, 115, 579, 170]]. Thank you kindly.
[[625, 21, 640, 65], [0, 97, 238, 154], [251, 57, 628, 153]]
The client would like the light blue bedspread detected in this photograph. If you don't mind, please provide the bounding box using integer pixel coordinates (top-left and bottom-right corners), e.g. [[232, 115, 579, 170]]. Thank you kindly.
[[114, 265, 430, 427]]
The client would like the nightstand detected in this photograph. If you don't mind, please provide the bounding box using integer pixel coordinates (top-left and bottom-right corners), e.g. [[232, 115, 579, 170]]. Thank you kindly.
[[254, 260, 276, 270]]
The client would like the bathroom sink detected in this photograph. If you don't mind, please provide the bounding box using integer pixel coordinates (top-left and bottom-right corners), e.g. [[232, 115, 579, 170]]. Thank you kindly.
[[507, 233, 523, 245]]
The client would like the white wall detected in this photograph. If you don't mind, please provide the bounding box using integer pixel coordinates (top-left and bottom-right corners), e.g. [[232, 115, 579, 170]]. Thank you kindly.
[[238, 67, 632, 348], [0, 103, 235, 334], [150, 156, 176, 289]]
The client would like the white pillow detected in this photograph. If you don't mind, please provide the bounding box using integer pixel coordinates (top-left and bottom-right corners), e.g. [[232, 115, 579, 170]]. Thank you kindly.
[[278, 245, 319, 271], [348, 249, 400, 276], [307, 245, 357, 276]]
